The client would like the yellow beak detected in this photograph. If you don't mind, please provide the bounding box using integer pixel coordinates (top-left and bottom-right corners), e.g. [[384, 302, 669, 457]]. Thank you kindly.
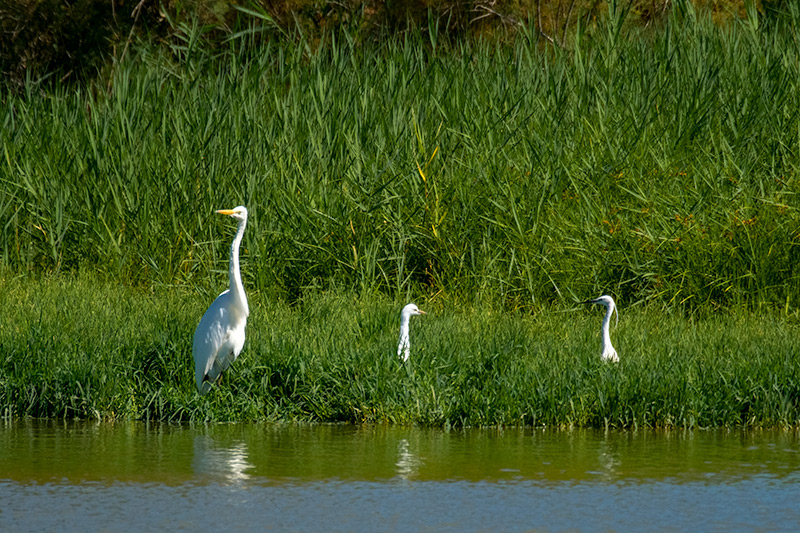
[[216, 209, 236, 215]]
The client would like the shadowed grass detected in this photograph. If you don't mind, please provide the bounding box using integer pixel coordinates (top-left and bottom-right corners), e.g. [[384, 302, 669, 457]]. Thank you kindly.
[[1, 274, 798, 427]]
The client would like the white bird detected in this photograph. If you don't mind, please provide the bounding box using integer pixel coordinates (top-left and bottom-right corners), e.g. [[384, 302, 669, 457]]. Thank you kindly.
[[580, 295, 619, 362], [193, 206, 250, 394], [397, 303, 426, 362]]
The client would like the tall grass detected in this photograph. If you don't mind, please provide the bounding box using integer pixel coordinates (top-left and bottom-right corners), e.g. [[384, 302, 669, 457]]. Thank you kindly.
[[2, 3, 799, 310], [0, 5, 800, 308], [4, 4, 798, 427], [1, 275, 798, 426]]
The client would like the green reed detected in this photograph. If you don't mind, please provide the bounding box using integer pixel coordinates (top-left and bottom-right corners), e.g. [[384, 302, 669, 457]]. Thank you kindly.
[[1, 5, 800, 426], [1, 3, 799, 310], [1, 275, 798, 427]]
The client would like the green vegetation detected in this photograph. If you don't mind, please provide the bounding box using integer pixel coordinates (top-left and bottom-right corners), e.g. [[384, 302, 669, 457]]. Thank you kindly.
[[1, 3, 799, 427], [3, 2, 799, 309], [1, 275, 798, 426], [0, 0, 767, 89]]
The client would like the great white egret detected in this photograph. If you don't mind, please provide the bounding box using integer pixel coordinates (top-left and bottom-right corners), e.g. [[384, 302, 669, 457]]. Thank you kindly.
[[193, 206, 249, 394], [397, 303, 426, 362], [580, 295, 619, 362]]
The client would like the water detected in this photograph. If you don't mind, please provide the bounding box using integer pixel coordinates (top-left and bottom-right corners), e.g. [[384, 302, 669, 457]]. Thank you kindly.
[[2, 420, 799, 531]]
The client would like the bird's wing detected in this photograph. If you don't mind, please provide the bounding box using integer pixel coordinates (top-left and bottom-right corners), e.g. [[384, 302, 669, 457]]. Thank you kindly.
[[193, 291, 234, 386]]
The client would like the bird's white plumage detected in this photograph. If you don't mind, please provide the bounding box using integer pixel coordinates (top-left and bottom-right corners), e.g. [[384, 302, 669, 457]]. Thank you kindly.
[[193, 206, 249, 394], [581, 294, 619, 362], [397, 303, 426, 362]]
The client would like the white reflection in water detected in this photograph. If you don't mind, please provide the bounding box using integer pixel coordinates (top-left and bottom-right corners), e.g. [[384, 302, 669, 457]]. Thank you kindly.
[[596, 434, 621, 480], [192, 436, 253, 484], [395, 438, 421, 480]]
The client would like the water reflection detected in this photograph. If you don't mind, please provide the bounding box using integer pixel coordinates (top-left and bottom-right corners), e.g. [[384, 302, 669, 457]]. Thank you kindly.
[[2, 421, 800, 531], [590, 430, 621, 481], [1, 420, 799, 486], [394, 438, 422, 481], [192, 437, 253, 484]]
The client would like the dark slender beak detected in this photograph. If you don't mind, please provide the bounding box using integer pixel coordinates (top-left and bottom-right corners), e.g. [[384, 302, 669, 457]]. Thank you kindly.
[[580, 298, 597, 305]]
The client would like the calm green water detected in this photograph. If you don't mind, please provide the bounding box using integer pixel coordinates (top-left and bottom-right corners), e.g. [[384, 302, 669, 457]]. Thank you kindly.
[[1, 420, 799, 531]]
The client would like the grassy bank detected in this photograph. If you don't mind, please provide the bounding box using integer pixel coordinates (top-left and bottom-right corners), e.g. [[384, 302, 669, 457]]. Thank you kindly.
[[2, 5, 800, 427], [1, 275, 798, 427], [2, 3, 799, 310]]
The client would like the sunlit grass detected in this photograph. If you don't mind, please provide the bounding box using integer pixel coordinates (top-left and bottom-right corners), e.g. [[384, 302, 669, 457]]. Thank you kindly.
[[1, 5, 800, 427], [1, 4, 799, 310], [1, 275, 798, 427]]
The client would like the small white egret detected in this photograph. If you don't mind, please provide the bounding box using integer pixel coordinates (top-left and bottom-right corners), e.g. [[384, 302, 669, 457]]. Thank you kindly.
[[397, 303, 426, 362], [580, 295, 619, 362], [193, 206, 249, 394]]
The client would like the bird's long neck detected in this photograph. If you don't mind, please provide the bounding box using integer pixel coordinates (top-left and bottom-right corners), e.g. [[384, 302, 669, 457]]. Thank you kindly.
[[601, 305, 614, 351], [398, 314, 410, 343], [397, 314, 411, 358], [229, 217, 248, 316]]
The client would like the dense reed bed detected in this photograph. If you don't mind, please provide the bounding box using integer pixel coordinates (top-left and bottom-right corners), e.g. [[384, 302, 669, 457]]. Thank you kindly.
[[1, 275, 798, 427], [2, 5, 800, 427], [2, 4, 799, 310]]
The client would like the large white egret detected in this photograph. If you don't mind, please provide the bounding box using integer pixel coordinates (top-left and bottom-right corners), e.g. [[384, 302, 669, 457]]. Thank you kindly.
[[193, 206, 249, 394], [580, 295, 619, 362], [397, 303, 426, 363]]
